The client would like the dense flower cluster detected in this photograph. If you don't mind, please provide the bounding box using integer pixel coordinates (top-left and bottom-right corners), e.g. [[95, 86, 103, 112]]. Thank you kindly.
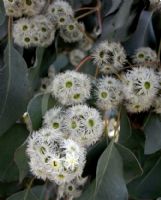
[[92, 41, 127, 74], [91, 41, 160, 113], [3, 0, 90, 48], [6, 0, 160, 198]]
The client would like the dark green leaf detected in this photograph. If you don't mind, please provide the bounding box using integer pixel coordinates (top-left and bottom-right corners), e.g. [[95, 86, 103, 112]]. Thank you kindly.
[[27, 93, 57, 130], [39, 43, 56, 76], [103, 0, 121, 17], [128, 156, 161, 199], [0, 1, 5, 26], [0, 124, 28, 182], [83, 138, 107, 177], [79, 59, 97, 76], [144, 114, 161, 154], [53, 53, 69, 73], [152, 9, 161, 51], [77, 180, 96, 200], [100, 0, 144, 42], [0, 19, 7, 41], [0, 182, 21, 197], [95, 140, 128, 200], [115, 143, 143, 183], [119, 107, 132, 144], [0, 42, 31, 135], [7, 185, 47, 200], [14, 142, 29, 183], [124, 11, 156, 55], [29, 47, 45, 91]]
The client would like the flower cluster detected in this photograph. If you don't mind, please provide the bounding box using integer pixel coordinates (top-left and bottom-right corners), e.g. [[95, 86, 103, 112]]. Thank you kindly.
[[91, 41, 161, 113], [50, 71, 91, 105], [3, 0, 89, 48], [3, 0, 45, 17], [27, 128, 86, 185], [57, 176, 88, 200], [132, 47, 157, 67], [92, 40, 127, 74]]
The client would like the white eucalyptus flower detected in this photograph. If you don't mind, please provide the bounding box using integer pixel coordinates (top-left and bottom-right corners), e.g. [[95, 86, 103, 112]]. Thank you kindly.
[[133, 47, 157, 67], [27, 128, 86, 184], [92, 40, 126, 74], [63, 105, 104, 146], [123, 67, 159, 113], [50, 71, 91, 105], [95, 76, 123, 110], [3, 0, 24, 17]]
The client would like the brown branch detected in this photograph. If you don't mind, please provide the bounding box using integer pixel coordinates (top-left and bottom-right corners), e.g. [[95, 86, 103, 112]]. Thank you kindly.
[[75, 55, 92, 71]]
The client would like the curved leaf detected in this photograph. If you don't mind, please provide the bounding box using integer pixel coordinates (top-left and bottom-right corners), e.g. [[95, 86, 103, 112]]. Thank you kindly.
[[83, 138, 107, 177], [144, 114, 161, 154], [116, 143, 143, 183], [119, 107, 132, 144], [14, 142, 29, 183], [7, 185, 47, 200], [103, 0, 121, 17], [0, 1, 5, 26], [77, 180, 96, 200], [95, 140, 128, 200], [128, 156, 161, 199], [29, 47, 45, 91], [27, 93, 57, 130], [124, 10, 156, 55], [99, 0, 144, 42], [0, 39, 31, 135], [0, 124, 28, 182]]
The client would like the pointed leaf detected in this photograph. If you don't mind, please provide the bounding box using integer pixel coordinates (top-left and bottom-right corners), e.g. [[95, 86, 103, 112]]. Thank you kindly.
[[7, 185, 47, 200], [128, 156, 161, 199], [144, 114, 161, 154], [95, 140, 128, 200], [119, 107, 132, 144], [0, 40, 31, 135], [124, 11, 156, 55], [100, 0, 144, 42], [77, 180, 96, 200], [0, 1, 5, 26], [27, 93, 58, 130], [115, 143, 143, 183], [0, 124, 28, 182], [14, 142, 29, 183], [29, 47, 45, 91]]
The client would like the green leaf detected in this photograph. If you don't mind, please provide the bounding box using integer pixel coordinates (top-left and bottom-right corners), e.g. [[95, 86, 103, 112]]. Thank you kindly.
[[0, 18, 7, 41], [7, 185, 47, 200], [128, 156, 161, 199], [29, 47, 45, 91], [100, 0, 144, 42], [27, 93, 58, 130], [0, 124, 28, 182], [103, 0, 121, 17], [115, 143, 143, 183], [83, 138, 107, 177], [144, 114, 161, 154], [0, 1, 5, 26], [79, 59, 97, 76], [0, 182, 21, 197], [119, 107, 131, 144], [95, 140, 128, 200], [124, 11, 156, 55], [39, 43, 56, 76], [53, 53, 69, 73], [77, 180, 96, 200], [0, 41, 31, 136], [14, 142, 29, 183]]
